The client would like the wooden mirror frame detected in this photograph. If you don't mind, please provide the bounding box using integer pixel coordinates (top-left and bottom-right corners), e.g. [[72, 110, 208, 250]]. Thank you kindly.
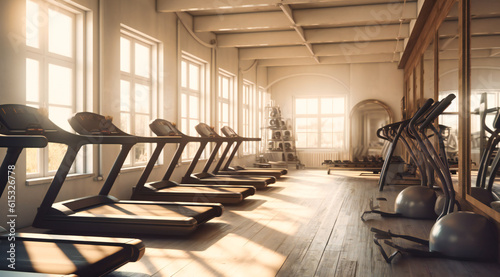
[[349, 99, 393, 160], [400, 0, 500, 225]]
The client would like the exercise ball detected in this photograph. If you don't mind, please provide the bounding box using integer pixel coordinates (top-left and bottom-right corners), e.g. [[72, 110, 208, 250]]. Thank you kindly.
[[395, 186, 437, 219], [434, 194, 460, 216], [429, 212, 498, 261]]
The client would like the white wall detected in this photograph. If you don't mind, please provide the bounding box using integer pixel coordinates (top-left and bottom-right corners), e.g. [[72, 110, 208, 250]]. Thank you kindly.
[[0, 0, 100, 227], [0, 0, 406, 228], [268, 63, 403, 157], [0, 0, 245, 228]]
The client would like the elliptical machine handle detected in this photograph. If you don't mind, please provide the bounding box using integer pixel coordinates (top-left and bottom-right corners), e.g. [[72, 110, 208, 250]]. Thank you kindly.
[[420, 94, 456, 131], [377, 127, 389, 141], [409, 98, 435, 127]]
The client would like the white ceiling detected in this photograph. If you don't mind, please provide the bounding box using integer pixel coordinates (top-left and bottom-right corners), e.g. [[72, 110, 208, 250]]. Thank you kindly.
[[157, 0, 418, 67]]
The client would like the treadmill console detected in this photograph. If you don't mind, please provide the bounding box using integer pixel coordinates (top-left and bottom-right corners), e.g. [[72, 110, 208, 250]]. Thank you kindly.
[[0, 105, 56, 134], [149, 119, 184, 136], [221, 126, 238, 138], [69, 112, 125, 135], [195, 123, 218, 138]]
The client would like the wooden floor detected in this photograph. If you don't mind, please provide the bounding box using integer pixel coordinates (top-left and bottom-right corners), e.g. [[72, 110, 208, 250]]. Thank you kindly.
[[108, 170, 500, 277]]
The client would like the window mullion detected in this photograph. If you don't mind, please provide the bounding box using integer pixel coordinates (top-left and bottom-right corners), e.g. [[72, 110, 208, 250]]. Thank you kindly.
[[130, 81, 136, 167], [41, 12, 50, 175]]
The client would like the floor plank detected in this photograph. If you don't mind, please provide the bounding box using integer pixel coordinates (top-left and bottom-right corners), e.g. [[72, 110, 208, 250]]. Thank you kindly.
[[108, 170, 500, 277]]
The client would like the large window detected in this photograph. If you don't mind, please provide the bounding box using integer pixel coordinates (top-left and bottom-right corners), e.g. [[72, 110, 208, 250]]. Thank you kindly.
[[217, 69, 236, 131], [25, 0, 87, 178], [242, 81, 256, 155], [180, 53, 207, 160], [120, 28, 158, 168], [295, 96, 346, 149], [438, 91, 459, 159], [257, 87, 270, 139], [440, 90, 500, 163]]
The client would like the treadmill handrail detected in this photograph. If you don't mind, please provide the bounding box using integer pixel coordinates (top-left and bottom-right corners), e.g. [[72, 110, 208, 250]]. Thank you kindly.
[[221, 126, 261, 141], [70, 112, 181, 144], [219, 126, 261, 171], [0, 135, 48, 198], [0, 105, 137, 145], [195, 123, 237, 142], [194, 123, 243, 175], [150, 119, 221, 143], [134, 136, 182, 143], [0, 134, 47, 148], [78, 135, 138, 145]]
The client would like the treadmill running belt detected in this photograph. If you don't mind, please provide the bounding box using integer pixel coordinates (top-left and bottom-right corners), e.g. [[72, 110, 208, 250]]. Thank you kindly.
[[157, 185, 251, 194], [77, 203, 218, 223], [0, 240, 128, 275]]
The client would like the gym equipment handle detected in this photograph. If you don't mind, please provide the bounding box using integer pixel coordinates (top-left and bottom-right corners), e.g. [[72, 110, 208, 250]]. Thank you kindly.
[[420, 94, 456, 130]]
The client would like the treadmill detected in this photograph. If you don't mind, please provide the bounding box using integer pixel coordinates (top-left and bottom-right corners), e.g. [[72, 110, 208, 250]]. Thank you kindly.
[[70, 113, 255, 204], [193, 123, 277, 184], [0, 134, 145, 276], [149, 121, 269, 189], [0, 104, 222, 236], [190, 123, 279, 187], [216, 126, 287, 178]]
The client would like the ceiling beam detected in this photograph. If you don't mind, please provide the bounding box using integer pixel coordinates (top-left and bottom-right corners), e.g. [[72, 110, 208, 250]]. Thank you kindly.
[[439, 18, 500, 37], [440, 35, 500, 51], [258, 57, 319, 67], [490, 49, 500, 57], [158, 0, 275, 12], [157, 0, 411, 12], [279, 3, 295, 24], [306, 24, 409, 43], [313, 40, 403, 56], [195, 11, 290, 32], [436, 49, 497, 60], [294, 2, 416, 26], [194, 3, 417, 32], [217, 24, 409, 47], [278, 3, 319, 63], [217, 31, 302, 47], [258, 53, 398, 66], [320, 53, 399, 64], [446, 0, 500, 18], [240, 41, 403, 60], [240, 46, 311, 60]]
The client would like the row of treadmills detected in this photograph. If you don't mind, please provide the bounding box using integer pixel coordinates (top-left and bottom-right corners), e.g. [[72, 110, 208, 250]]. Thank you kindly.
[[0, 104, 287, 276]]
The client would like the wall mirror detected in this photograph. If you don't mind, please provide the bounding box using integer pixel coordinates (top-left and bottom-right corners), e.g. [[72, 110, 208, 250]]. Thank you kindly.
[[415, 61, 422, 106], [350, 100, 393, 161], [469, 0, 500, 212], [423, 39, 435, 100], [437, 1, 459, 169], [407, 70, 415, 117]]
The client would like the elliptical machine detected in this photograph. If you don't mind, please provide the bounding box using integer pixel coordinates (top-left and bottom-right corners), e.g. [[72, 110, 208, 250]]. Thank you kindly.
[[371, 94, 498, 263], [362, 99, 441, 221]]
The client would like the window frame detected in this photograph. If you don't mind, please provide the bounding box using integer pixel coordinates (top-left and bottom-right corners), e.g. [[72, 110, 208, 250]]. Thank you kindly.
[[25, 0, 88, 179], [119, 26, 160, 169], [241, 80, 256, 155], [293, 95, 347, 150], [217, 69, 236, 131], [179, 52, 209, 161]]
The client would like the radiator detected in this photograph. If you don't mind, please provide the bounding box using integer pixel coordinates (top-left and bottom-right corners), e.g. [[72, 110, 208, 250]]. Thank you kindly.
[[297, 151, 345, 168]]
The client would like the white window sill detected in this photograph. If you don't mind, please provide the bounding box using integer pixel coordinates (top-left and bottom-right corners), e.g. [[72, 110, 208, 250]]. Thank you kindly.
[[26, 164, 164, 186], [120, 164, 162, 173], [180, 159, 207, 165], [26, 173, 94, 186]]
